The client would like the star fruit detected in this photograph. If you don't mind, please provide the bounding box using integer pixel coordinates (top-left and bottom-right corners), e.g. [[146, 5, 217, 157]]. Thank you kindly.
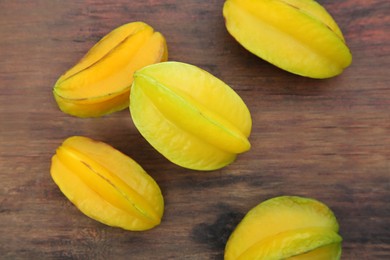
[[50, 136, 164, 231], [129, 61, 252, 171], [225, 196, 342, 260], [53, 22, 167, 117], [223, 0, 352, 78]]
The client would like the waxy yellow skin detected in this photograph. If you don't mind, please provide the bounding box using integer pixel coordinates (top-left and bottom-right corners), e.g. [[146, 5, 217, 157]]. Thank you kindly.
[[225, 196, 342, 260], [130, 62, 252, 171], [53, 22, 168, 117], [50, 136, 164, 231], [223, 0, 352, 78]]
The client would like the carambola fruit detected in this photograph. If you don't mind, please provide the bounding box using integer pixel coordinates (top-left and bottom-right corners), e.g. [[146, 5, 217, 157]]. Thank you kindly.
[[225, 196, 342, 260], [53, 22, 168, 117], [223, 0, 352, 78], [129, 61, 252, 171], [50, 136, 164, 231]]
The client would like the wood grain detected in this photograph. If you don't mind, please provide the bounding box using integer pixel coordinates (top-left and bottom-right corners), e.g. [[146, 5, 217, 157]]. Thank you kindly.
[[1, 0, 389, 259]]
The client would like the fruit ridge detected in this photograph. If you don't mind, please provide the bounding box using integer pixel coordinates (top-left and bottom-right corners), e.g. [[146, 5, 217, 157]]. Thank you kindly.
[[223, 0, 352, 78], [50, 136, 164, 231], [53, 21, 168, 117], [130, 61, 252, 170], [224, 196, 342, 260]]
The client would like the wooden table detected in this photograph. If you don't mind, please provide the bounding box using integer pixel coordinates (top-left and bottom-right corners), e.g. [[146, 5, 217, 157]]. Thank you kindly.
[[1, 0, 389, 259]]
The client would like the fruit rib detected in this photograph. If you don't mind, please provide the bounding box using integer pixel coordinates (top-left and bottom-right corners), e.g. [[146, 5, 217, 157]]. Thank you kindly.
[[275, 0, 344, 41], [57, 22, 149, 84], [224, 196, 339, 259], [133, 72, 250, 154], [135, 62, 252, 137], [62, 136, 163, 212], [130, 74, 237, 170], [237, 227, 342, 260], [223, 0, 352, 78], [53, 87, 130, 117], [54, 26, 153, 100], [55, 145, 161, 226], [130, 61, 252, 170], [288, 242, 341, 260]]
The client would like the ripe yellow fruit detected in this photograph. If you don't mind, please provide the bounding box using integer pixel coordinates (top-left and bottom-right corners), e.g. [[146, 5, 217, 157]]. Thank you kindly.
[[130, 61, 252, 170], [225, 196, 342, 259], [223, 0, 352, 78], [50, 136, 164, 231], [53, 22, 168, 117]]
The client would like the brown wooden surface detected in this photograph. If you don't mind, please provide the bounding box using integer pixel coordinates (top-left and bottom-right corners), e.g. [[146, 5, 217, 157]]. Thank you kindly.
[[1, 0, 389, 259]]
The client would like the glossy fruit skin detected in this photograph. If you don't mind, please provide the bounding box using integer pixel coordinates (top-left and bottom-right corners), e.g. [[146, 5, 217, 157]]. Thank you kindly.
[[224, 196, 342, 260], [53, 22, 168, 117], [50, 136, 164, 231], [130, 61, 252, 171], [223, 0, 352, 78]]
